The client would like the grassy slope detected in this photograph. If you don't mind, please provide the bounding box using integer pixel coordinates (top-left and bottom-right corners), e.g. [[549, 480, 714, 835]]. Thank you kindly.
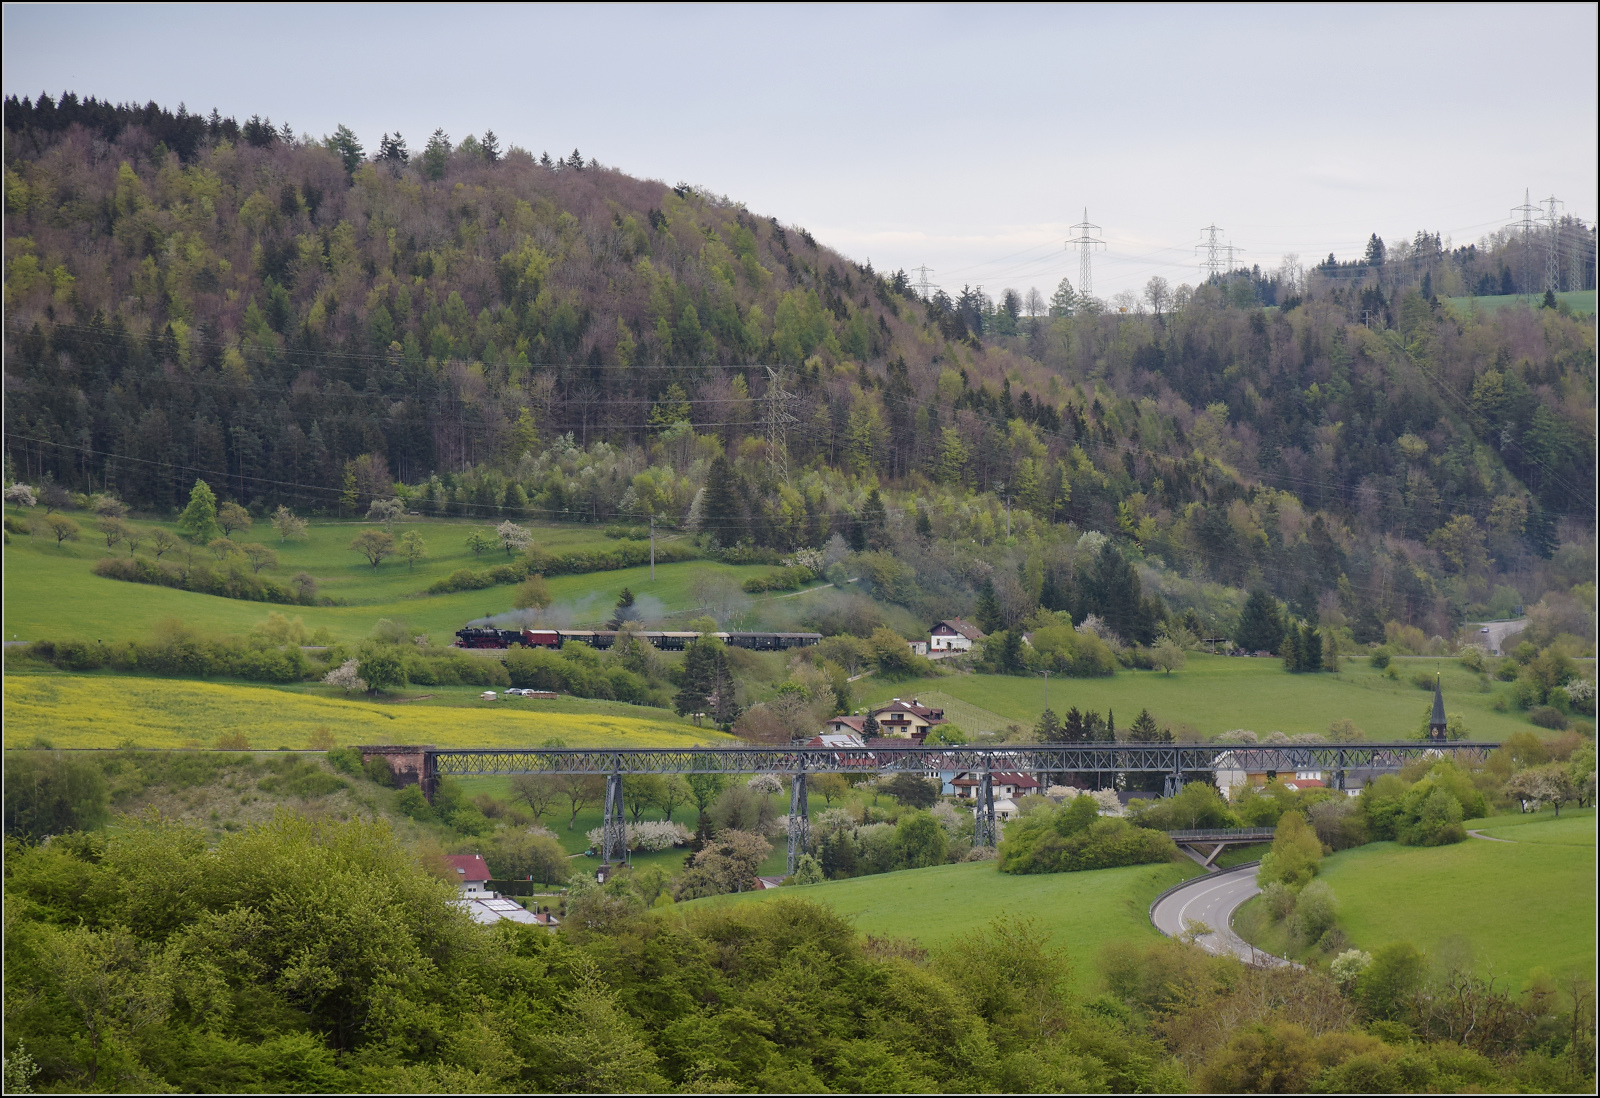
[[680, 858, 1205, 993], [1470, 809, 1597, 845], [1441, 290, 1596, 318], [1277, 810, 1596, 984], [865, 653, 1549, 741], [3, 511, 779, 644], [3, 672, 733, 750]]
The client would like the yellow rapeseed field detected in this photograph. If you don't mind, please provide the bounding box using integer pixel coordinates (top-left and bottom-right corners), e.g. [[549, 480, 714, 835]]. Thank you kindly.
[[4, 674, 729, 751]]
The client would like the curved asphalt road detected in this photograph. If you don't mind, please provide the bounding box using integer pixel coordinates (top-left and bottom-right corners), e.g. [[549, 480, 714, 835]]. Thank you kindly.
[[1150, 864, 1291, 966]]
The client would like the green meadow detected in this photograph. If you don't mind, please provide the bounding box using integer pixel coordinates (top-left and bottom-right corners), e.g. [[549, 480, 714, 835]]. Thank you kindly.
[[864, 653, 1556, 742], [1239, 809, 1596, 986], [680, 858, 1204, 993], [1440, 290, 1596, 318], [3, 509, 788, 644]]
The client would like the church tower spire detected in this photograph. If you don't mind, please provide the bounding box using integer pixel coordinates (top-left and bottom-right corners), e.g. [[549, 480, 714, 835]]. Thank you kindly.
[[1428, 673, 1448, 741]]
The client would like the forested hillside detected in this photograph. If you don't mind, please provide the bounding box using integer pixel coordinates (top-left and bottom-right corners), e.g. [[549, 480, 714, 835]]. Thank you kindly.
[[4, 93, 1596, 642]]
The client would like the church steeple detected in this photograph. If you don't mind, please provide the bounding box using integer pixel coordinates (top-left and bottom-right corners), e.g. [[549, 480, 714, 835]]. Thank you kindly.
[[1428, 673, 1448, 741]]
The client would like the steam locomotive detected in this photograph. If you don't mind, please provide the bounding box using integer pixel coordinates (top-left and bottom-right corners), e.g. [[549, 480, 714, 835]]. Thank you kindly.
[[453, 627, 821, 652]]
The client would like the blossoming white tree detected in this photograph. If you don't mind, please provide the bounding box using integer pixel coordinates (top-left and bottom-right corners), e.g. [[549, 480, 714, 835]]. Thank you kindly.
[[496, 521, 533, 556], [323, 658, 366, 694]]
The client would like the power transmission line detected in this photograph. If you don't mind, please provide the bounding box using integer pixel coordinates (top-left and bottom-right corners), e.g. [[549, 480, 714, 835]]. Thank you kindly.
[[911, 264, 936, 301], [1064, 209, 1105, 297]]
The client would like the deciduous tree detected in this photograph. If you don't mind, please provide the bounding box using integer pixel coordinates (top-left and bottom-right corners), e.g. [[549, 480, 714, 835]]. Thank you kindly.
[[216, 502, 252, 538], [349, 530, 396, 569], [175, 480, 220, 543]]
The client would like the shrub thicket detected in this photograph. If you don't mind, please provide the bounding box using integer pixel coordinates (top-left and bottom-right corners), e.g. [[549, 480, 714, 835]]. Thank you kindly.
[[999, 794, 1177, 873]]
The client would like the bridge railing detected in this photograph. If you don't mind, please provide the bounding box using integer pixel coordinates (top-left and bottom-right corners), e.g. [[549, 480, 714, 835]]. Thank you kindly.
[[399, 741, 1496, 778], [1167, 828, 1278, 842]]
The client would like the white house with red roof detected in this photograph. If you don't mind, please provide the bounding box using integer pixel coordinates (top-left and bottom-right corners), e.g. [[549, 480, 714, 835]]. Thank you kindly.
[[444, 854, 492, 898]]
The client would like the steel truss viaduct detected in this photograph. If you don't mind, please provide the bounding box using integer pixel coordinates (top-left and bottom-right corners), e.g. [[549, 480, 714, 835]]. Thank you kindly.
[[360, 742, 1492, 873]]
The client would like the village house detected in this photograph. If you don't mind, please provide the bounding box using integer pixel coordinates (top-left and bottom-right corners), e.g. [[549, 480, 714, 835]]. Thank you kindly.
[[869, 698, 946, 739], [820, 716, 869, 738], [945, 768, 1041, 821], [444, 854, 556, 927], [445, 854, 492, 898], [929, 618, 983, 653]]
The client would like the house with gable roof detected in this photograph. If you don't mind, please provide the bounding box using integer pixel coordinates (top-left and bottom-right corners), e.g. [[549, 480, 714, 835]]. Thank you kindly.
[[929, 618, 983, 653]]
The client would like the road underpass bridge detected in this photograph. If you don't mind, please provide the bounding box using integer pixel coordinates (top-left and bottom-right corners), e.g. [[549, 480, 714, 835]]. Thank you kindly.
[[357, 742, 1492, 874]]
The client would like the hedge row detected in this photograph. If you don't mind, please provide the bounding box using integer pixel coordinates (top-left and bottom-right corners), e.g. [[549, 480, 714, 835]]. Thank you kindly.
[[741, 565, 816, 593], [92, 556, 316, 605], [19, 636, 320, 683], [426, 540, 701, 595]]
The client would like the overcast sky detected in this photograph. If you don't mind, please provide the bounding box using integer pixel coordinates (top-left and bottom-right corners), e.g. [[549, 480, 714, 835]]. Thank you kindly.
[[7, 3, 1597, 299]]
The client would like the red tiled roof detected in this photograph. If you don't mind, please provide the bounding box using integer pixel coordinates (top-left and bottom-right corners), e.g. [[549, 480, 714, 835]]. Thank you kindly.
[[951, 771, 1040, 789], [445, 854, 491, 882]]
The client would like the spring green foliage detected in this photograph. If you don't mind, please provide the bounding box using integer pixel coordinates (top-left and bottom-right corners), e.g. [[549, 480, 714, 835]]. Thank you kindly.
[[174, 480, 220, 544], [1360, 761, 1484, 845], [2, 812, 1186, 1093], [3, 751, 110, 838], [1257, 810, 1323, 888], [999, 795, 1178, 874]]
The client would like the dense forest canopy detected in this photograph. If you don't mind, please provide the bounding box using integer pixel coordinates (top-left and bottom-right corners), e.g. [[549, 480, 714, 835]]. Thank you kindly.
[[4, 93, 1596, 640]]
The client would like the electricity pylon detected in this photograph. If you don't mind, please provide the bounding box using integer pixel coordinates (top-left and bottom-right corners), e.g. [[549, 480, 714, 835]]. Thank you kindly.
[[1065, 209, 1105, 297], [1197, 224, 1224, 280], [1540, 195, 1564, 292]]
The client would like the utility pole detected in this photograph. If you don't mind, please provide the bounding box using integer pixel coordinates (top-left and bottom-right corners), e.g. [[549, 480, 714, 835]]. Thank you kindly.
[[1065, 209, 1105, 298], [1037, 669, 1052, 712], [912, 264, 936, 301], [1541, 195, 1564, 293], [649, 514, 655, 582], [1223, 241, 1246, 275], [1511, 189, 1541, 293], [1196, 224, 1224, 281]]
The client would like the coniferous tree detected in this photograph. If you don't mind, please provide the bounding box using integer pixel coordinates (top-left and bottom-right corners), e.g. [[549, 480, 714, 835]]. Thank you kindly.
[[1063, 707, 1085, 743], [480, 130, 500, 163], [701, 456, 743, 548], [1238, 589, 1285, 653], [1035, 708, 1062, 743], [1106, 708, 1116, 740], [914, 506, 933, 538], [675, 638, 716, 718], [610, 587, 638, 629], [998, 630, 1025, 673], [1300, 622, 1323, 672], [1282, 625, 1301, 672], [861, 489, 888, 549], [1129, 708, 1161, 742], [975, 577, 1002, 634], [709, 648, 740, 729]]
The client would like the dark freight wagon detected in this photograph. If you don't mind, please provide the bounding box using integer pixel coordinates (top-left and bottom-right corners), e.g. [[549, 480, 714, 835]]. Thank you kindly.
[[452, 627, 820, 651]]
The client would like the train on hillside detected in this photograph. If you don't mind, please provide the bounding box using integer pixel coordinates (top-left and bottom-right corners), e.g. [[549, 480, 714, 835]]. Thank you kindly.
[[453, 627, 822, 652]]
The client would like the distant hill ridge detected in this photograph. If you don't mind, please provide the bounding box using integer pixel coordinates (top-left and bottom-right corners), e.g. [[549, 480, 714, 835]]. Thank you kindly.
[[3, 91, 1595, 643]]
